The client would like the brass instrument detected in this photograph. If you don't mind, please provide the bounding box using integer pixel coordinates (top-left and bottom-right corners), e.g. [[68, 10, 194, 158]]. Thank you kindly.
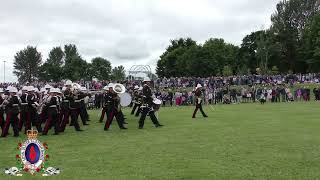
[[112, 83, 126, 112], [113, 83, 126, 94]]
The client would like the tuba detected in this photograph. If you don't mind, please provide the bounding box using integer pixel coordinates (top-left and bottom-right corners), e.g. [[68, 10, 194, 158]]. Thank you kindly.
[[112, 83, 126, 94], [113, 83, 132, 107], [112, 83, 126, 112]]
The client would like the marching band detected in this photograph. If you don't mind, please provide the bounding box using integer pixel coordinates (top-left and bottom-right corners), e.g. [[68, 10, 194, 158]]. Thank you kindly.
[[0, 77, 167, 137]]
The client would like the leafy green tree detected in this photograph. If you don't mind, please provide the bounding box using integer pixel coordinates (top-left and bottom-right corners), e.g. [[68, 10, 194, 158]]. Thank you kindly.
[[300, 13, 320, 72], [89, 57, 112, 80], [271, 66, 279, 75], [255, 30, 282, 74], [13, 46, 42, 83], [271, 0, 319, 72], [156, 38, 197, 77], [156, 37, 239, 77], [222, 66, 233, 76], [39, 47, 64, 82], [111, 65, 126, 81], [63, 44, 88, 81]]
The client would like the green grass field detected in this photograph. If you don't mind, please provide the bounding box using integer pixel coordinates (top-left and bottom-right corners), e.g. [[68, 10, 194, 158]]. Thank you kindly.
[[1, 102, 320, 180]]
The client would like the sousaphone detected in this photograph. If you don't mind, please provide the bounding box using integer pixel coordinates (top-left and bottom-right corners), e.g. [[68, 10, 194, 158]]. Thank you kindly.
[[112, 83, 126, 94], [112, 83, 132, 107]]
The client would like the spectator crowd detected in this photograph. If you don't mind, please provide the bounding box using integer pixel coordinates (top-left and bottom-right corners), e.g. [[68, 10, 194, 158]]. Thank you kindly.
[[1, 73, 320, 108]]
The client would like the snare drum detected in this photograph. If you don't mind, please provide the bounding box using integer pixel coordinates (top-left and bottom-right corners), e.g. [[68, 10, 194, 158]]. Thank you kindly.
[[153, 98, 162, 111]]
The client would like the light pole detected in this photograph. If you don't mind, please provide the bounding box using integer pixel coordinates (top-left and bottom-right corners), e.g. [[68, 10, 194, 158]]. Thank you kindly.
[[3, 61, 5, 83]]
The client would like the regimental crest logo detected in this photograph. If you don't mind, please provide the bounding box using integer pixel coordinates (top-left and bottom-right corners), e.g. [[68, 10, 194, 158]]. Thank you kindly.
[[4, 128, 60, 176]]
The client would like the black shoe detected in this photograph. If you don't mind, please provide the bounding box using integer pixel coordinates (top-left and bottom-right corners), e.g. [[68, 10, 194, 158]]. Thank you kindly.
[[53, 132, 59, 135], [138, 126, 143, 129], [87, 119, 91, 121], [104, 128, 109, 131], [120, 127, 127, 130], [14, 134, 19, 137], [99, 120, 103, 123], [83, 123, 89, 126], [76, 129, 83, 132], [156, 124, 164, 128], [204, 116, 208, 118], [123, 122, 128, 124]]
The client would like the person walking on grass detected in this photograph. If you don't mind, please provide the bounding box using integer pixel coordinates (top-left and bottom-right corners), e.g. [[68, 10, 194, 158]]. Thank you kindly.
[[192, 84, 208, 119]]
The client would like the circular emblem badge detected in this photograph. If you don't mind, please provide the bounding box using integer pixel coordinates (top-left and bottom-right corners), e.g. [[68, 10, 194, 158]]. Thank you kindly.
[[20, 139, 45, 174]]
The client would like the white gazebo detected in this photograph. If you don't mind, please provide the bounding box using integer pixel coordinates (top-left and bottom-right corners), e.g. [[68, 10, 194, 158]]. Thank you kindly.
[[127, 65, 152, 80]]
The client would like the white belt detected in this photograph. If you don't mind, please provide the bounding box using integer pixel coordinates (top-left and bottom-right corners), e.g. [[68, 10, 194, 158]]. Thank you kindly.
[[12, 104, 19, 107], [21, 103, 28, 105], [49, 105, 57, 108], [63, 100, 69, 102], [74, 100, 81, 103]]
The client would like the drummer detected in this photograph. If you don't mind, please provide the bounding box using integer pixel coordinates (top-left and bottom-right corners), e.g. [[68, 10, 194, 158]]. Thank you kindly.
[[139, 77, 164, 129]]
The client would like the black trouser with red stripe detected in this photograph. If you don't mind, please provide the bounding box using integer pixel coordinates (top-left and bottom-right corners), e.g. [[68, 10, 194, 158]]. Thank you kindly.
[[79, 104, 88, 125], [1, 111, 19, 137], [99, 107, 107, 122], [139, 107, 160, 128], [42, 108, 59, 135], [70, 108, 81, 131], [59, 108, 70, 132], [28, 108, 42, 133], [192, 103, 207, 118], [104, 108, 125, 130], [18, 109, 27, 131], [0, 110, 4, 130]]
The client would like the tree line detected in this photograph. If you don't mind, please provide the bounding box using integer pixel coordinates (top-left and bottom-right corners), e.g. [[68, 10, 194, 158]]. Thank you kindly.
[[13, 44, 126, 83], [156, 0, 320, 77]]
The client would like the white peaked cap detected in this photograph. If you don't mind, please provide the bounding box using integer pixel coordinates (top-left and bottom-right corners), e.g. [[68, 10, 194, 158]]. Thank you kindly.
[[80, 87, 87, 91], [143, 77, 151, 82], [65, 80, 72, 86], [44, 84, 52, 89], [196, 84, 202, 89], [56, 88, 62, 94], [22, 86, 28, 91], [27, 86, 35, 92], [50, 88, 59, 93], [103, 86, 109, 90], [7, 86, 18, 93], [107, 83, 114, 88]]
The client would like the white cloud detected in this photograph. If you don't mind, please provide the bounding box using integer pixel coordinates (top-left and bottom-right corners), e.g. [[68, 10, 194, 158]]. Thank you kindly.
[[0, 0, 279, 82]]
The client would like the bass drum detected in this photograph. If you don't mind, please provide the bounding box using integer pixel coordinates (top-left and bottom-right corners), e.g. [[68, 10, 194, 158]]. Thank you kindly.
[[119, 92, 132, 107], [153, 98, 162, 111]]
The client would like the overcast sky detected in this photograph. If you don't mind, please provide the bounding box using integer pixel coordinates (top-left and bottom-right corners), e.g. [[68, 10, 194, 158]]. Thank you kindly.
[[0, 0, 279, 82]]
